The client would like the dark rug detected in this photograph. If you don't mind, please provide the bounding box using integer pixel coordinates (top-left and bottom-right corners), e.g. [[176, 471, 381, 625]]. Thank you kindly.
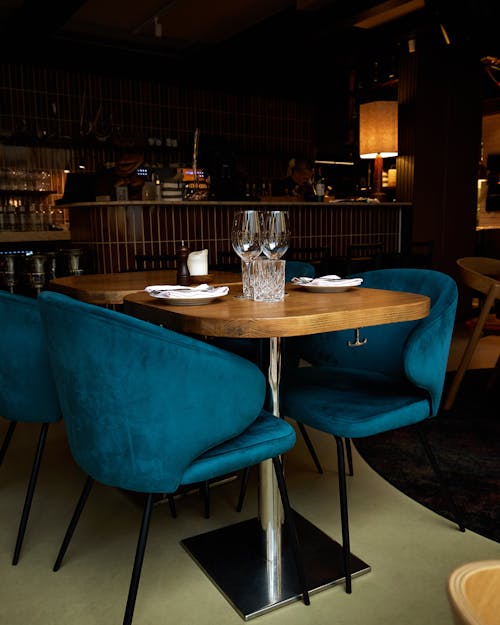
[[353, 368, 500, 543]]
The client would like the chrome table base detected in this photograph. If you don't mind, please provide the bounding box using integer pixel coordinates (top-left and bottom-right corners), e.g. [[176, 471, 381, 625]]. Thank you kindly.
[[181, 511, 370, 620]]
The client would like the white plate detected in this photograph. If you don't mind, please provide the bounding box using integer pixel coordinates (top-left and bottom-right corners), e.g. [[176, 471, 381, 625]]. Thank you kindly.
[[147, 287, 228, 305], [299, 283, 358, 293], [159, 295, 221, 306], [292, 276, 363, 292]]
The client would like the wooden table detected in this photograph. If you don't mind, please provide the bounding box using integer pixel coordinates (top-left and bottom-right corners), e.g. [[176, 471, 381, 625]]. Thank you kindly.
[[48, 270, 242, 305], [123, 283, 430, 619]]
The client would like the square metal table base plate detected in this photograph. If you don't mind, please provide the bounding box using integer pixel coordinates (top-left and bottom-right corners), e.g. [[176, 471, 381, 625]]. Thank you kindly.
[[181, 510, 371, 620]]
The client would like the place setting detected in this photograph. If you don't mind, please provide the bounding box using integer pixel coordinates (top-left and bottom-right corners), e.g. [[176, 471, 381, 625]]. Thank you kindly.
[[144, 247, 230, 306], [144, 283, 229, 306], [291, 274, 364, 293]]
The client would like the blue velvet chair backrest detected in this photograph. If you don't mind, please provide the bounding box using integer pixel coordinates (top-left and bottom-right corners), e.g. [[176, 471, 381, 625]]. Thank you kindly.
[[0, 291, 61, 423], [285, 260, 315, 282], [37, 291, 267, 493], [291, 268, 458, 415]]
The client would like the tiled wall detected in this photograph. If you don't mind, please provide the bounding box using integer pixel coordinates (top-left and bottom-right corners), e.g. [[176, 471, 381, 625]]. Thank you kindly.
[[1, 63, 410, 277], [69, 201, 410, 275]]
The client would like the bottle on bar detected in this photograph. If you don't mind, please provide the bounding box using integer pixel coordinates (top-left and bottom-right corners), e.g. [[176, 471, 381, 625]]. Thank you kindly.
[[315, 168, 325, 202], [17, 199, 26, 231]]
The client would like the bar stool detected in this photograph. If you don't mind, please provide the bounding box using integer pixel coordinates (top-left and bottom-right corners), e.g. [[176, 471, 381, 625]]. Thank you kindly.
[[0, 254, 18, 293], [22, 254, 47, 295]]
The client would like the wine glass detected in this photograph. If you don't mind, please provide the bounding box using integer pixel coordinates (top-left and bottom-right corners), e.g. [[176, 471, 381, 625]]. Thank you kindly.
[[261, 210, 290, 260], [231, 210, 262, 298]]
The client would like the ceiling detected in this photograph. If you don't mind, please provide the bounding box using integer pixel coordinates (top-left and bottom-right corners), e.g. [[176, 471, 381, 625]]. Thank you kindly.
[[0, 0, 423, 58], [0, 0, 499, 92]]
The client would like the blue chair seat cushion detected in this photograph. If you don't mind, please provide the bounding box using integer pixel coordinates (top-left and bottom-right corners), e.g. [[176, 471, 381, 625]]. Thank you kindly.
[[182, 410, 295, 485], [281, 366, 432, 439]]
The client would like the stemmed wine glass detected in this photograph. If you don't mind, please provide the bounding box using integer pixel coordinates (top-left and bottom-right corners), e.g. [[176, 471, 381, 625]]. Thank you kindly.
[[261, 210, 290, 260], [231, 210, 262, 298]]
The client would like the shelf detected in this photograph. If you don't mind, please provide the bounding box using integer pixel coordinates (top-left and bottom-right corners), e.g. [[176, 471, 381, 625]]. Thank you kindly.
[[1, 135, 181, 152], [0, 189, 57, 196], [0, 230, 71, 243]]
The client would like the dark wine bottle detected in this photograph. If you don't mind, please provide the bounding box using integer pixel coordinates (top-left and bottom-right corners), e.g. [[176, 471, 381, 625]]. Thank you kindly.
[[315, 168, 325, 202]]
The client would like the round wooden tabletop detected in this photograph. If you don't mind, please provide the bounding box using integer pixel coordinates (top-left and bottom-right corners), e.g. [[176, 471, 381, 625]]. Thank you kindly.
[[48, 270, 242, 305], [123, 283, 430, 338]]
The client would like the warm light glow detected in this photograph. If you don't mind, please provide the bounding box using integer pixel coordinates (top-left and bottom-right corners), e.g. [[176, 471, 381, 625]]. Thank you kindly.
[[360, 100, 398, 197], [359, 101, 398, 159], [353, 0, 425, 29], [315, 160, 355, 166]]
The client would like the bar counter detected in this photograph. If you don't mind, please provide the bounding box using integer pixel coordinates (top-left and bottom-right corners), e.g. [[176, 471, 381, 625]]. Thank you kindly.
[[61, 199, 413, 275]]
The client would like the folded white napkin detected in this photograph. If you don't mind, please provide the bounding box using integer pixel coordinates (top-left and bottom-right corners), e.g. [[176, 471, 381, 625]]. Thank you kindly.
[[145, 284, 229, 299], [291, 275, 364, 287]]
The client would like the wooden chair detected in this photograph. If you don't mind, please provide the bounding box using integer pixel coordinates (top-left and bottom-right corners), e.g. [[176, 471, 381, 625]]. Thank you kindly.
[[443, 257, 500, 410], [447, 560, 500, 625]]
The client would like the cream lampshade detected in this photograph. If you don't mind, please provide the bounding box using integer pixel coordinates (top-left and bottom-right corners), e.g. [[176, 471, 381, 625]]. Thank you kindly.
[[359, 100, 398, 197]]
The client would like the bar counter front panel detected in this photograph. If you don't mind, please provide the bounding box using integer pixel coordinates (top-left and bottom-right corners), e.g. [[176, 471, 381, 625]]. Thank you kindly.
[[64, 200, 412, 275]]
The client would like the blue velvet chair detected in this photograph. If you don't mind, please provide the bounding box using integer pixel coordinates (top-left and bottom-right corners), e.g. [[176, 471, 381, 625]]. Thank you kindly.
[[280, 268, 466, 594], [284, 259, 316, 282], [0, 291, 62, 565], [37, 291, 309, 625]]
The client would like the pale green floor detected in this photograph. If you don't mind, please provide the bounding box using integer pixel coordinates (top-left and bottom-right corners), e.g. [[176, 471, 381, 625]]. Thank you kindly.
[[1, 326, 499, 625]]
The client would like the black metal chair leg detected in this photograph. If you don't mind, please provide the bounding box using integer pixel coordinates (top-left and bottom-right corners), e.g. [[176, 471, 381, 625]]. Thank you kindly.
[[415, 424, 466, 532], [344, 437, 354, 476], [53, 476, 94, 571], [335, 436, 352, 593], [272, 457, 310, 606], [123, 493, 154, 625], [298, 423, 324, 474], [12, 422, 49, 565], [0, 421, 17, 466], [167, 494, 177, 518], [236, 467, 251, 512]]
